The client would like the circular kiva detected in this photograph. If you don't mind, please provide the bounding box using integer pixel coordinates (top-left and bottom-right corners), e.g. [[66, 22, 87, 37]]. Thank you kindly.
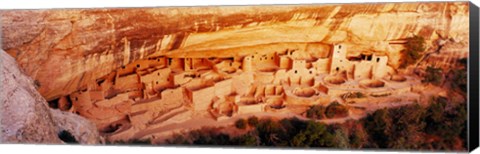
[[266, 98, 284, 109], [390, 75, 407, 82], [324, 75, 346, 85], [293, 87, 316, 97], [359, 79, 385, 88]]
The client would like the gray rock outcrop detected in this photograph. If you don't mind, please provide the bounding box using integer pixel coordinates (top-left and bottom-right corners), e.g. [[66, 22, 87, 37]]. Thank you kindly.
[[0, 50, 100, 144]]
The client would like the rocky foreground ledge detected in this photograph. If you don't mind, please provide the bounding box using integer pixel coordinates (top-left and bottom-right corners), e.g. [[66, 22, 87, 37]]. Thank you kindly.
[[0, 50, 100, 144]]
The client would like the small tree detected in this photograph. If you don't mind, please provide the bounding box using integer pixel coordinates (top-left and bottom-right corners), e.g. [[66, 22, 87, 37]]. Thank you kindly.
[[451, 69, 467, 93], [306, 105, 326, 119], [349, 128, 366, 148], [232, 133, 258, 146], [341, 92, 365, 99], [247, 116, 259, 127], [290, 121, 334, 147], [364, 108, 392, 148], [333, 129, 350, 149], [422, 66, 443, 85], [400, 35, 426, 68], [325, 102, 348, 119], [255, 119, 285, 146], [235, 118, 247, 129]]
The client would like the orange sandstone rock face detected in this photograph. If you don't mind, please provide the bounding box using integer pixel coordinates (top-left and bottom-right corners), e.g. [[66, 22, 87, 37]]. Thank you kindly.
[[0, 2, 469, 101]]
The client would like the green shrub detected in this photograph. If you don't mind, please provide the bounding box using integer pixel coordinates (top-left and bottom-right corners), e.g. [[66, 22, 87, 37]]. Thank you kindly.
[[341, 92, 365, 99], [325, 102, 349, 119], [425, 97, 466, 141], [364, 108, 392, 148], [247, 116, 259, 127], [400, 35, 426, 68], [159, 99, 467, 150], [192, 133, 231, 145], [235, 118, 247, 129], [255, 119, 286, 146], [349, 129, 365, 148], [333, 129, 350, 149], [166, 134, 190, 145], [306, 105, 326, 120], [108, 138, 151, 145], [451, 69, 467, 93], [232, 133, 258, 146], [422, 66, 443, 85], [290, 121, 334, 147]]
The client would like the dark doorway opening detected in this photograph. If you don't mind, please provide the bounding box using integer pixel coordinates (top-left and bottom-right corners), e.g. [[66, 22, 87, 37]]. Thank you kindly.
[[58, 130, 78, 144]]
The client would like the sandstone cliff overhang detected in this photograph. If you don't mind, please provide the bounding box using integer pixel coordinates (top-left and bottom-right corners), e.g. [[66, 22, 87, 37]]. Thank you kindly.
[[0, 2, 469, 101]]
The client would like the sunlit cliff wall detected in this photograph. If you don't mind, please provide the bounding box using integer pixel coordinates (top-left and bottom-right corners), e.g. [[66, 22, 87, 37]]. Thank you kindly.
[[1, 2, 469, 100]]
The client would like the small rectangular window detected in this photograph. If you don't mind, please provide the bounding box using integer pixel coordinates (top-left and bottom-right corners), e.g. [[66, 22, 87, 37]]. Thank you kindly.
[[367, 55, 372, 61]]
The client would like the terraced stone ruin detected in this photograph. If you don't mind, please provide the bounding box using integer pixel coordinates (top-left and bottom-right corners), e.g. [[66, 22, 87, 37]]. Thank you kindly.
[[1, 2, 470, 145]]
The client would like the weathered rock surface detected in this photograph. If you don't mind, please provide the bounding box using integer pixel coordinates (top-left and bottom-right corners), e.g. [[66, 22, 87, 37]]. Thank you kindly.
[[49, 109, 101, 144], [0, 2, 470, 101], [0, 50, 100, 144]]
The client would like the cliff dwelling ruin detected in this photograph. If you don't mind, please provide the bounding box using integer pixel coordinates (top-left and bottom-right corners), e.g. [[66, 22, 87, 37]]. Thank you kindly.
[[1, 1, 471, 147], [44, 41, 432, 142]]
